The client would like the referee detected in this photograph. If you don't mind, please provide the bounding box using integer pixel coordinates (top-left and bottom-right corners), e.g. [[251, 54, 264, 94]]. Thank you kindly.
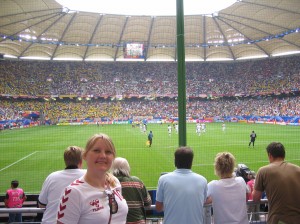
[[248, 131, 257, 148]]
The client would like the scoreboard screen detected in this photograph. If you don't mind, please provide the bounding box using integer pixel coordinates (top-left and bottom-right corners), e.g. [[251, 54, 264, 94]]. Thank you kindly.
[[124, 43, 145, 59]]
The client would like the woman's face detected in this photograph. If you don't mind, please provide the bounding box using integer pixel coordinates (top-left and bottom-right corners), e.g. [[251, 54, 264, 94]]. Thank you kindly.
[[84, 138, 115, 173]]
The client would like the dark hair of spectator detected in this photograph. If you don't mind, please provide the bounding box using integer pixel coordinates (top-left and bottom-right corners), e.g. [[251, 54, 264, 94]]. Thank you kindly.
[[174, 146, 194, 169], [11, 180, 19, 188], [266, 142, 285, 158]]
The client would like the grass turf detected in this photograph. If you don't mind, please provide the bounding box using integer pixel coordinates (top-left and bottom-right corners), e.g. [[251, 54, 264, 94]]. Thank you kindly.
[[0, 122, 299, 194]]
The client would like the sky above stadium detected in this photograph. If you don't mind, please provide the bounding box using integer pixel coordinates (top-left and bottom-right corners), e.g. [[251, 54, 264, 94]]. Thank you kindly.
[[56, 0, 237, 16]]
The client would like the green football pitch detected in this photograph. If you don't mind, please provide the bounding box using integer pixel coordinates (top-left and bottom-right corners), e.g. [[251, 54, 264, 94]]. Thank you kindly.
[[0, 123, 299, 194]]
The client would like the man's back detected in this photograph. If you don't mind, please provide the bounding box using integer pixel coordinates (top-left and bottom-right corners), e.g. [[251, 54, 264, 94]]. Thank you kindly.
[[117, 175, 152, 223], [38, 169, 86, 224], [6, 188, 25, 208], [255, 161, 300, 223], [156, 169, 207, 224]]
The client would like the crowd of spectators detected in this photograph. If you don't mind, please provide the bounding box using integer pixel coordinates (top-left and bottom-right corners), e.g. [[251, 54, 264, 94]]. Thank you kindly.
[[0, 96, 299, 122], [0, 55, 300, 121], [1, 56, 299, 97]]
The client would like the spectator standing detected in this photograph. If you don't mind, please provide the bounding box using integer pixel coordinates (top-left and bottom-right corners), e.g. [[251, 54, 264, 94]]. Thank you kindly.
[[57, 133, 128, 224], [253, 142, 300, 224], [246, 171, 256, 201], [111, 157, 152, 224], [248, 131, 257, 148], [155, 146, 207, 224], [147, 131, 153, 147], [205, 152, 248, 224], [246, 171, 259, 221], [5, 180, 27, 223], [38, 146, 86, 224]]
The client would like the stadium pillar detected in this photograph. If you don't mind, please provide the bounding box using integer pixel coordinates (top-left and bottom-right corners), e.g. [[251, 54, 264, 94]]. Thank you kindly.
[[176, 0, 187, 146]]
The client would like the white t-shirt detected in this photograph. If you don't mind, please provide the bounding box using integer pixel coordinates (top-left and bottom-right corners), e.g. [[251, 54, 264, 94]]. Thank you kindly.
[[207, 177, 248, 224], [57, 176, 128, 224], [38, 169, 86, 224]]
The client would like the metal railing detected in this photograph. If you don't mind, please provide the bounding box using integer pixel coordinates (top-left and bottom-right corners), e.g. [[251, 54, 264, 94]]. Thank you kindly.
[[0, 200, 268, 224]]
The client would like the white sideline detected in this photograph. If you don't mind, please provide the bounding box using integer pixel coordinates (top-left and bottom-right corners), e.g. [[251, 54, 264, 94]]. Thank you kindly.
[[0, 151, 39, 172]]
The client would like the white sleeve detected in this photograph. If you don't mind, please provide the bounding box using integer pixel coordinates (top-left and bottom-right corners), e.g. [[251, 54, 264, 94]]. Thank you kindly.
[[57, 187, 81, 223], [207, 180, 215, 197], [38, 176, 51, 205]]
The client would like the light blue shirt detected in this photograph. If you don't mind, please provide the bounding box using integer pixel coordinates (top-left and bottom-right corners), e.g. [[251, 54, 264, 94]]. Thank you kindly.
[[156, 169, 207, 224]]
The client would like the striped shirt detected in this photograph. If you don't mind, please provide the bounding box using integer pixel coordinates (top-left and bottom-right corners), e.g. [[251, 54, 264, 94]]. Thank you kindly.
[[116, 176, 152, 224]]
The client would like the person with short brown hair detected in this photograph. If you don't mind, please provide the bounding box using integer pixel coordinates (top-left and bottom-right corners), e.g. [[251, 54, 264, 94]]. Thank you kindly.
[[155, 146, 207, 224], [253, 142, 300, 224], [38, 146, 85, 224]]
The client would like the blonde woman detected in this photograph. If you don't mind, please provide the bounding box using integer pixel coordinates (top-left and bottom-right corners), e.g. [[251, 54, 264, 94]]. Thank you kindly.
[[57, 133, 128, 224], [206, 152, 248, 224]]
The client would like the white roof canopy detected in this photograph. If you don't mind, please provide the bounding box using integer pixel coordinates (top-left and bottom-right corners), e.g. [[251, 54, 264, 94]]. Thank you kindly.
[[0, 0, 299, 61]]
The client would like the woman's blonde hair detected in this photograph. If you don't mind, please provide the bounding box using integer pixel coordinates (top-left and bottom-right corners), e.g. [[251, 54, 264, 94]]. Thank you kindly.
[[214, 152, 235, 178], [84, 133, 117, 187]]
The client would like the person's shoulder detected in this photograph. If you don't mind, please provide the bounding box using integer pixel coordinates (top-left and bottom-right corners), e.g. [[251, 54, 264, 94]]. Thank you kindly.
[[67, 169, 86, 174], [130, 176, 141, 181], [48, 169, 65, 176], [131, 176, 146, 185], [46, 169, 84, 179], [61, 180, 87, 200], [111, 176, 124, 190], [51, 168, 81, 175], [208, 179, 217, 185], [192, 172, 208, 181], [112, 175, 122, 186], [65, 177, 86, 190], [158, 172, 173, 180], [286, 162, 300, 170], [59, 178, 87, 201], [284, 161, 298, 166], [257, 164, 271, 174], [235, 176, 246, 184]]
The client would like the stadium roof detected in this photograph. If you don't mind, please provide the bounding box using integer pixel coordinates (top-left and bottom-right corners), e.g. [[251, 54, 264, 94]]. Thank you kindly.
[[0, 0, 300, 61]]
